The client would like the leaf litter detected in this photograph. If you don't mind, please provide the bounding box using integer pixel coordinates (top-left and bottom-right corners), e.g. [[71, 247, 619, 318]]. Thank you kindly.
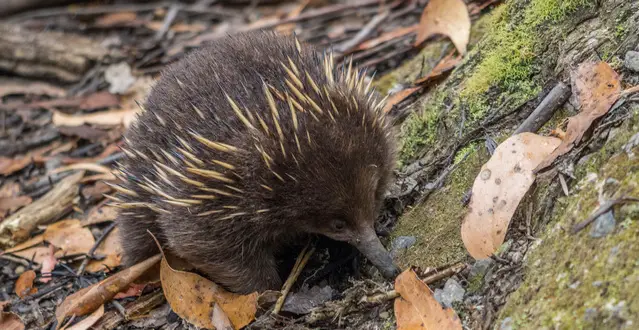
[[414, 0, 471, 55]]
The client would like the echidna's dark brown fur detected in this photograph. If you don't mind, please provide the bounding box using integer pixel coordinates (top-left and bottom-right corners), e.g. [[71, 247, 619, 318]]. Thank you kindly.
[[112, 31, 398, 294]]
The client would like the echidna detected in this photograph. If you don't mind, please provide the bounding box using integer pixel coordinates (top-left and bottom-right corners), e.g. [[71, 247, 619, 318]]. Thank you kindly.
[[110, 31, 399, 294]]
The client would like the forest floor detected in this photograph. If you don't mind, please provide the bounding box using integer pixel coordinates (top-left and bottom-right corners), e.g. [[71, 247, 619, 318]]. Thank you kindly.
[[0, 0, 638, 329]]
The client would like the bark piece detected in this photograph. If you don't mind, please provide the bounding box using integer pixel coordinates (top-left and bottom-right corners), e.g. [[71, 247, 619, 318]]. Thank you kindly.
[[0, 23, 117, 82], [0, 171, 84, 248]]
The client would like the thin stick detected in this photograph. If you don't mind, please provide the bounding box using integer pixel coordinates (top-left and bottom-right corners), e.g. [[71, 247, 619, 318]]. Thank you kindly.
[[514, 82, 571, 135], [272, 242, 315, 314], [571, 197, 639, 234], [76, 222, 117, 275]]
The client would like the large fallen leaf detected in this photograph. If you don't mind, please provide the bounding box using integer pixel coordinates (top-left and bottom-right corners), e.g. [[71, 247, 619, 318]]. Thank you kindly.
[[15, 270, 37, 298], [86, 227, 123, 273], [461, 133, 561, 259], [1, 234, 44, 255], [43, 220, 95, 257], [161, 254, 258, 329], [535, 61, 622, 172], [11, 246, 54, 265], [415, 0, 470, 54], [0, 312, 25, 330], [55, 254, 161, 329], [394, 269, 461, 330]]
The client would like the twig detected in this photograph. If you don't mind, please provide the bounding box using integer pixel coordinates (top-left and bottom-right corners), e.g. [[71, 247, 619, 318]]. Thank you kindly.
[[514, 82, 571, 135], [334, 10, 390, 54], [272, 241, 315, 314], [76, 222, 117, 276], [570, 197, 639, 234], [154, 4, 180, 41], [360, 262, 467, 304]]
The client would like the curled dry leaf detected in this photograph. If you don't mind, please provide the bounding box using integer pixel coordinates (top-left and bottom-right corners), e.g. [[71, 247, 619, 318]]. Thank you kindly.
[[55, 254, 161, 329], [461, 133, 561, 259], [43, 219, 95, 257], [394, 269, 462, 330], [535, 61, 622, 172], [15, 270, 37, 298], [161, 254, 258, 329], [0, 312, 25, 330], [414, 0, 471, 54]]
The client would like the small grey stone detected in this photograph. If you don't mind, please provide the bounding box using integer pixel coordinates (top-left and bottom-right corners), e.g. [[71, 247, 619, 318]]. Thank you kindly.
[[624, 51, 639, 72], [433, 279, 465, 308], [390, 236, 416, 258], [569, 281, 580, 289], [583, 307, 598, 322], [500, 317, 514, 330], [105, 62, 136, 94], [282, 285, 335, 315], [469, 259, 494, 278], [592, 280, 603, 287], [589, 210, 616, 238], [379, 311, 390, 319], [14, 265, 25, 275]]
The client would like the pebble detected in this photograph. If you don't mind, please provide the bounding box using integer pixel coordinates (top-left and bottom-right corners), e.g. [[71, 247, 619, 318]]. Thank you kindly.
[[499, 317, 514, 330], [14, 265, 25, 275], [105, 62, 136, 94], [433, 278, 465, 308], [624, 51, 639, 72], [390, 236, 416, 258], [589, 210, 616, 238], [379, 311, 390, 319], [282, 285, 335, 315]]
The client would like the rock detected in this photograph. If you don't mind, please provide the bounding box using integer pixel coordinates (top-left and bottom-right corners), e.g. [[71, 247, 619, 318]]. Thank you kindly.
[[105, 62, 136, 94], [589, 210, 616, 238], [469, 258, 494, 278], [390, 236, 416, 258], [433, 278, 465, 308], [583, 307, 598, 322], [622, 132, 639, 157], [499, 317, 514, 330], [282, 285, 335, 315], [379, 311, 390, 319], [14, 265, 25, 275], [592, 280, 603, 287], [624, 51, 639, 72]]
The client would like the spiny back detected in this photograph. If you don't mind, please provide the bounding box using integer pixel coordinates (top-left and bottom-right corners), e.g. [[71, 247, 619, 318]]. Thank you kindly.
[[111, 31, 395, 241]]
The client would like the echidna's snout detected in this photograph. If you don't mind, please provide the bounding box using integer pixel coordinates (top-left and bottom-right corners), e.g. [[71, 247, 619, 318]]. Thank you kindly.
[[352, 227, 400, 279]]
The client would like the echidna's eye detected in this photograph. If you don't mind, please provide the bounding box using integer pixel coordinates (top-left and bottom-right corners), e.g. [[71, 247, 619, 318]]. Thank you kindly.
[[332, 219, 346, 231]]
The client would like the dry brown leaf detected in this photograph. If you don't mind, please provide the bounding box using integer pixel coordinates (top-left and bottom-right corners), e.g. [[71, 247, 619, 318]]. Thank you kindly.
[[83, 204, 118, 226], [0, 312, 25, 330], [12, 246, 54, 266], [0, 182, 21, 199], [52, 109, 138, 128], [356, 25, 418, 51], [43, 220, 95, 257], [55, 254, 161, 329], [394, 269, 462, 330], [461, 133, 561, 259], [81, 182, 112, 201], [64, 305, 104, 330], [15, 270, 37, 298], [415, 0, 470, 54], [161, 253, 258, 329], [415, 50, 461, 85], [0, 196, 32, 218], [95, 12, 138, 27], [86, 227, 123, 273], [535, 61, 622, 172], [383, 87, 421, 113], [0, 142, 64, 176], [113, 282, 160, 299], [1, 234, 44, 255]]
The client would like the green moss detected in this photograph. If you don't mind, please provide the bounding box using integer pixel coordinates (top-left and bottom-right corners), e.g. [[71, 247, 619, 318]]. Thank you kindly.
[[391, 146, 490, 269], [498, 113, 639, 329], [397, 0, 596, 164]]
